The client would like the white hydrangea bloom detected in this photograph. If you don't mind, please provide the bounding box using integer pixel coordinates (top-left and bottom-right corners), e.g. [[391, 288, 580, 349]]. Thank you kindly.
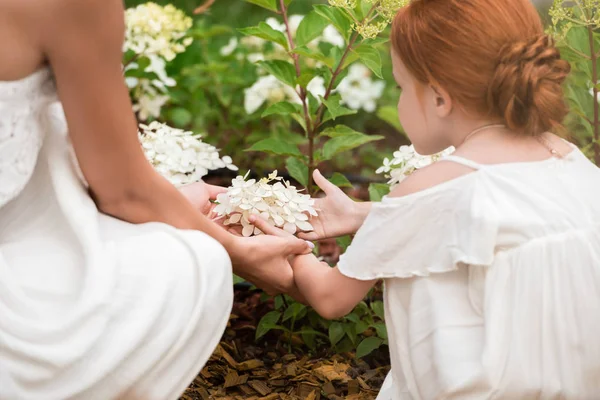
[[590, 81, 600, 103], [213, 171, 318, 237], [124, 3, 193, 61], [336, 63, 385, 112], [377, 145, 455, 187], [139, 121, 238, 186], [244, 75, 327, 114], [133, 91, 170, 121], [320, 25, 345, 47], [220, 37, 238, 56]]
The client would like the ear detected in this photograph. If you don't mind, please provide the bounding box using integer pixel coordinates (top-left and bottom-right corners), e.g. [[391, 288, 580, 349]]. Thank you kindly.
[[430, 85, 453, 117]]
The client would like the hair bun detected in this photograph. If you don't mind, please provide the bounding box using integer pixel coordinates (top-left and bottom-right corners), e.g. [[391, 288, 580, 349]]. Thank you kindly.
[[488, 34, 571, 135]]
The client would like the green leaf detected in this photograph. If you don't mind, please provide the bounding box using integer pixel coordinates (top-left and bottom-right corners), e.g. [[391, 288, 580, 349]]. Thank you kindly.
[[293, 46, 335, 69], [321, 94, 357, 122], [286, 157, 308, 187], [372, 322, 388, 340], [345, 312, 361, 324], [169, 107, 192, 127], [282, 303, 307, 322], [328, 322, 345, 346], [256, 311, 282, 340], [296, 10, 329, 47], [313, 4, 352, 41], [244, 0, 278, 12], [336, 235, 352, 252], [262, 101, 303, 117], [371, 300, 385, 320], [301, 327, 317, 350], [352, 46, 383, 78], [377, 106, 405, 134], [257, 60, 297, 87], [355, 321, 369, 335], [368, 183, 390, 202], [356, 337, 384, 359], [328, 172, 353, 188], [246, 138, 303, 157], [343, 322, 358, 345], [320, 125, 384, 160], [233, 274, 245, 285], [239, 22, 289, 50], [274, 295, 285, 310]]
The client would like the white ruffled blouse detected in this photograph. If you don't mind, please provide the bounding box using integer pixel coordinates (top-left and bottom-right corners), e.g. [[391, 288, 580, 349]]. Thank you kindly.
[[338, 150, 600, 399]]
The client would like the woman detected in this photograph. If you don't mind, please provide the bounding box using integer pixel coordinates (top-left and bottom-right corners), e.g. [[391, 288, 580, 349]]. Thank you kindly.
[[0, 0, 310, 398]]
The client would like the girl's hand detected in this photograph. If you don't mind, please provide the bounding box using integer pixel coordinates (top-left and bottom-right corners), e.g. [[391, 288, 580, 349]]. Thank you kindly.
[[298, 170, 372, 241], [178, 181, 226, 216]]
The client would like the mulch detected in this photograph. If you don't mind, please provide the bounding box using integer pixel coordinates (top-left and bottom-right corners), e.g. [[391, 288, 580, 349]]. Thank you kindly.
[[181, 290, 391, 400]]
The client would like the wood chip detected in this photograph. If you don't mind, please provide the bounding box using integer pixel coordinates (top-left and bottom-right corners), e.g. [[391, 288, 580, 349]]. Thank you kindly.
[[348, 380, 360, 395], [322, 381, 336, 396], [237, 359, 265, 371], [313, 365, 351, 383], [259, 394, 280, 400], [248, 380, 272, 396], [224, 371, 248, 388]]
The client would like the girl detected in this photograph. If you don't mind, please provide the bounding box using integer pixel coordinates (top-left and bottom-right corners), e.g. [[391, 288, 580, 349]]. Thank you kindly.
[[252, 0, 600, 398]]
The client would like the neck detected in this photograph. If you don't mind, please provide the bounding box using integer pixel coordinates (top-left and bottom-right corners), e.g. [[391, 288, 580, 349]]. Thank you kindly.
[[448, 119, 507, 148]]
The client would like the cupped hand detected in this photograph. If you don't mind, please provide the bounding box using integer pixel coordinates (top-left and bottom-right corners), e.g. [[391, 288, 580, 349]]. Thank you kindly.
[[297, 170, 368, 241], [178, 181, 227, 216], [228, 224, 313, 297]]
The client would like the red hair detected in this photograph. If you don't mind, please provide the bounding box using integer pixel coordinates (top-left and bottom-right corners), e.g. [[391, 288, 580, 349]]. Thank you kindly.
[[391, 0, 571, 136]]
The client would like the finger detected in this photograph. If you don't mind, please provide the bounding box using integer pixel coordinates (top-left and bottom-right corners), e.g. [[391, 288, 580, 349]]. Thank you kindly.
[[285, 236, 314, 255], [228, 227, 244, 237], [297, 231, 319, 241], [248, 215, 290, 238], [206, 184, 228, 200], [313, 169, 343, 195]]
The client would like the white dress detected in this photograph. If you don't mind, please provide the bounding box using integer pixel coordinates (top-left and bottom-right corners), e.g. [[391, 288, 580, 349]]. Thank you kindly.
[[0, 68, 234, 399], [338, 149, 600, 399]]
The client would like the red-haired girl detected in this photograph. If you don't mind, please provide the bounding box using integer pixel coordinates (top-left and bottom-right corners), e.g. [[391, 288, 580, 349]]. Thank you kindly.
[[253, 0, 600, 397]]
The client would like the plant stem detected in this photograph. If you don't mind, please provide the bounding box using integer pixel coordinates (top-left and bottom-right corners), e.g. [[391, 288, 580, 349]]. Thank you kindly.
[[279, 0, 312, 134], [588, 25, 600, 165]]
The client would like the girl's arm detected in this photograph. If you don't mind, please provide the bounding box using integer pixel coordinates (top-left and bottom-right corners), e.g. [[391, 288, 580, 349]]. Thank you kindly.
[[249, 216, 376, 319], [290, 254, 376, 320]]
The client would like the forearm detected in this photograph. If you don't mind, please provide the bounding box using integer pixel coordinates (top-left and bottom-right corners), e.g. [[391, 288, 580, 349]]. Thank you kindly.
[[291, 254, 375, 319], [349, 201, 372, 234], [96, 170, 235, 254]]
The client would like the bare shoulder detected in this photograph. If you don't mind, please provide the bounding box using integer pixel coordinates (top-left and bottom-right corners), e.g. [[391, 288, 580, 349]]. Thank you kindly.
[[388, 160, 476, 198], [37, 0, 125, 50]]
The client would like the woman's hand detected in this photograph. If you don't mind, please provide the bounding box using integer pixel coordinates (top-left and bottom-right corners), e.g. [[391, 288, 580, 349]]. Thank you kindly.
[[178, 181, 226, 216], [227, 227, 313, 297], [297, 170, 372, 241]]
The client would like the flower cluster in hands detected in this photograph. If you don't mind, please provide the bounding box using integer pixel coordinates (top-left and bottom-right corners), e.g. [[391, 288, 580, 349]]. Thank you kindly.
[[377, 145, 455, 187], [213, 171, 318, 237], [139, 121, 238, 186]]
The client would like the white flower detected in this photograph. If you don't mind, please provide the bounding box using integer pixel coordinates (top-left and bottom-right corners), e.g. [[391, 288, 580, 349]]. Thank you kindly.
[[590, 81, 600, 103], [320, 25, 345, 47], [133, 93, 170, 121], [213, 171, 318, 237], [139, 121, 238, 186], [306, 76, 327, 99], [124, 3, 193, 61], [336, 63, 385, 112], [377, 145, 455, 187], [220, 37, 238, 56], [145, 54, 177, 87]]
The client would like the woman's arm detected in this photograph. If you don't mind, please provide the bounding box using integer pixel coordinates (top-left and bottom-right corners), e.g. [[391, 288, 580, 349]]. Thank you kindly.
[[36, 0, 311, 293]]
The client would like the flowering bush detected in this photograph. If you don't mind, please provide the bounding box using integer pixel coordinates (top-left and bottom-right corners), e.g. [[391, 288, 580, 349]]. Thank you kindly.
[[123, 3, 194, 121], [213, 171, 317, 237], [139, 121, 237, 186], [549, 0, 600, 165]]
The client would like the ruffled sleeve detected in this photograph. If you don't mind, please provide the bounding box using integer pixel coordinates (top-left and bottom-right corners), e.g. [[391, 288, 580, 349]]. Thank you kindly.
[[338, 174, 497, 280]]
